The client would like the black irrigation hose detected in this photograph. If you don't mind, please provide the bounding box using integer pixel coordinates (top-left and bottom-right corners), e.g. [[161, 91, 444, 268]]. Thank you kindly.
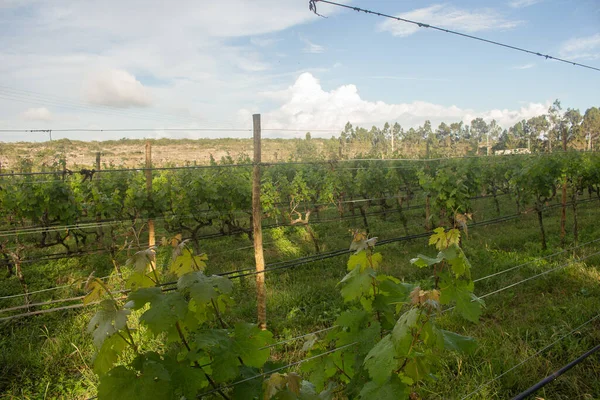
[[511, 343, 600, 400]]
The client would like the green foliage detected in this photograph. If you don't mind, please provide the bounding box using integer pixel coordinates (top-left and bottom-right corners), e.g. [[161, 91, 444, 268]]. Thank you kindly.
[[301, 228, 482, 399]]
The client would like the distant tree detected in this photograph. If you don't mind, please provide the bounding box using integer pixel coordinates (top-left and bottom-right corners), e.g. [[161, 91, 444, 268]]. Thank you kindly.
[[527, 115, 549, 152], [564, 108, 583, 149], [582, 107, 600, 151], [470, 118, 489, 154], [305, 132, 312, 141]]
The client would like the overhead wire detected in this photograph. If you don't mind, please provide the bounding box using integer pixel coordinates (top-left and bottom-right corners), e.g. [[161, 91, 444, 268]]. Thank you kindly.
[[310, 0, 600, 72]]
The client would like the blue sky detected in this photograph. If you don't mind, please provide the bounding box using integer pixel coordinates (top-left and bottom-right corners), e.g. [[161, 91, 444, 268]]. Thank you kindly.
[[0, 0, 599, 142]]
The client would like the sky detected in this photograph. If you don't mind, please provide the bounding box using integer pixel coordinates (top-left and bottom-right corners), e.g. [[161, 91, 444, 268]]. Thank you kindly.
[[0, 0, 599, 142]]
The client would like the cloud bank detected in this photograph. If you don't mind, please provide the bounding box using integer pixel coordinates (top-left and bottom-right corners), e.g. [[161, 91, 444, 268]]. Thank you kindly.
[[246, 73, 549, 136]]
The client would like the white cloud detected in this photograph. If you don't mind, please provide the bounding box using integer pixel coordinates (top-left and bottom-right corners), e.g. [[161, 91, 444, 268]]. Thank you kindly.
[[250, 37, 280, 47], [302, 38, 325, 54], [84, 68, 152, 108], [249, 73, 549, 137], [508, 0, 543, 8], [379, 4, 522, 37], [559, 33, 600, 60], [511, 63, 535, 70], [20, 107, 53, 121]]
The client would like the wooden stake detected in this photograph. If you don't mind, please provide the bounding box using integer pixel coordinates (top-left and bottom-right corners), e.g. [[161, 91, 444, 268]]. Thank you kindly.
[[145, 142, 155, 250], [252, 114, 266, 330], [95, 152, 103, 241], [560, 128, 567, 247]]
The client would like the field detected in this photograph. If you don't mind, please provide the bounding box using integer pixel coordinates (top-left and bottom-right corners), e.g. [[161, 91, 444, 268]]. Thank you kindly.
[[1, 147, 599, 399]]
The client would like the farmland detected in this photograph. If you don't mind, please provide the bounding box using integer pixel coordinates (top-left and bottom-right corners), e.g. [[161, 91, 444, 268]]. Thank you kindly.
[[1, 147, 600, 399]]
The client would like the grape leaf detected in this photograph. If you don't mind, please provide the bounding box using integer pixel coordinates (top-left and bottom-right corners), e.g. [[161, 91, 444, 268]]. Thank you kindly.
[[347, 252, 382, 272], [428, 227, 447, 250], [439, 278, 483, 323], [358, 376, 409, 399], [139, 292, 188, 336], [440, 245, 471, 278], [124, 271, 155, 291], [339, 268, 373, 303], [126, 248, 155, 274], [264, 372, 288, 399], [83, 278, 105, 305], [93, 332, 128, 375], [439, 329, 476, 354], [403, 356, 430, 383], [347, 252, 368, 272], [409, 254, 443, 269], [363, 335, 398, 384], [162, 354, 209, 398], [88, 299, 131, 347], [232, 365, 263, 400], [124, 287, 162, 310], [232, 322, 273, 367], [177, 272, 233, 305], [391, 308, 420, 356], [170, 248, 207, 277], [98, 357, 171, 400]]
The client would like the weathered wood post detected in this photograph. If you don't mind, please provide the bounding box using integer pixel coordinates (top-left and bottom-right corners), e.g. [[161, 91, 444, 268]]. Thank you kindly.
[[145, 142, 155, 252], [252, 114, 266, 330]]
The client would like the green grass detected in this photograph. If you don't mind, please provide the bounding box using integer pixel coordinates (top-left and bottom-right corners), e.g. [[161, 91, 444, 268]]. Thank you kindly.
[[1, 195, 600, 399]]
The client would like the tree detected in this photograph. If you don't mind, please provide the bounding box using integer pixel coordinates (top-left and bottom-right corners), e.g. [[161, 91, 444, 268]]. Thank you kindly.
[[563, 108, 583, 149], [547, 99, 564, 152], [582, 107, 600, 151], [470, 118, 489, 155], [527, 115, 549, 152]]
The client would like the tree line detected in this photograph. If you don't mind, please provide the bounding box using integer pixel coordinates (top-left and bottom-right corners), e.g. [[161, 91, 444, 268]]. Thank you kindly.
[[298, 100, 600, 159]]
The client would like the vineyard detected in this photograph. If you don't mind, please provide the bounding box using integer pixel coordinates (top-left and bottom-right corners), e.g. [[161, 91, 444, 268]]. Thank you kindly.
[[1, 145, 600, 399]]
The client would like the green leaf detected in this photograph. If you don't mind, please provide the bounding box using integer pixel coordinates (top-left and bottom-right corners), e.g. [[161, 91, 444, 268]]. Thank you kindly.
[[428, 227, 447, 250], [439, 279, 483, 323], [232, 322, 273, 367], [363, 335, 398, 384], [124, 272, 156, 291], [162, 355, 209, 398], [177, 272, 233, 305], [140, 292, 188, 336], [126, 248, 155, 274], [93, 333, 128, 375], [124, 287, 162, 310], [98, 358, 172, 400], [83, 278, 105, 305], [170, 248, 207, 277], [409, 254, 442, 268], [391, 308, 420, 355], [347, 252, 368, 271], [87, 299, 131, 347], [440, 329, 477, 354], [403, 356, 430, 383], [358, 376, 409, 399], [339, 267, 373, 303], [440, 245, 472, 278], [232, 365, 263, 400]]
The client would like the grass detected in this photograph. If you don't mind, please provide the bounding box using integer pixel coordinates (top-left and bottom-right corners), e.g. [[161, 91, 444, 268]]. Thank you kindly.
[[1, 194, 600, 399]]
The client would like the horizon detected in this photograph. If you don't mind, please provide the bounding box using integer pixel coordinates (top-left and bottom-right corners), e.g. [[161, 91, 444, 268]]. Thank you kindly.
[[1, 0, 599, 142]]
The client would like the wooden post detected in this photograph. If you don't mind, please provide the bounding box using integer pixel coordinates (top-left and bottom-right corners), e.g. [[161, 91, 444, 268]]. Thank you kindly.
[[145, 142, 155, 251], [560, 128, 567, 247], [95, 152, 103, 241], [252, 114, 267, 330]]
